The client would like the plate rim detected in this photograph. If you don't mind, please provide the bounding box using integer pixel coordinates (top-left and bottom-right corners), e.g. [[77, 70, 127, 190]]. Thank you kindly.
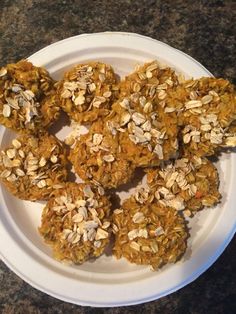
[[0, 31, 235, 307]]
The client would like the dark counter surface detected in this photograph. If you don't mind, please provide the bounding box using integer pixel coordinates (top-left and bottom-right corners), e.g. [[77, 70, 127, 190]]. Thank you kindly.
[[0, 1, 235, 313]]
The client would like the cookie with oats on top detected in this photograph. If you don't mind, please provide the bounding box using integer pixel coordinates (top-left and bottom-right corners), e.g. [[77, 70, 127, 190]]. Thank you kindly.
[[39, 182, 112, 264], [112, 196, 188, 270], [145, 155, 221, 216], [57, 61, 119, 123], [0, 131, 68, 201], [69, 119, 135, 189], [164, 77, 236, 156], [0, 60, 60, 132], [105, 60, 180, 167]]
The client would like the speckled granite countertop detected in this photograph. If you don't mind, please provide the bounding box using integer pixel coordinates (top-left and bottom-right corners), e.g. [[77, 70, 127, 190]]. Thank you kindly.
[[0, 0, 235, 313]]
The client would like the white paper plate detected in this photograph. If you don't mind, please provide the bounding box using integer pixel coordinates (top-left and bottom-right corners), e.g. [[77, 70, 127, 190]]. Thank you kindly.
[[0, 32, 235, 307]]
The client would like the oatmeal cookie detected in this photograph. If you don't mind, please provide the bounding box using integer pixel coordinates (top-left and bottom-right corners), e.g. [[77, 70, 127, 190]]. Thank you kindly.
[[119, 60, 179, 97], [57, 62, 119, 123], [105, 61, 180, 167], [112, 197, 188, 269], [0, 60, 60, 132], [146, 156, 221, 216], [164, 77, 236, 156], [39, 182, 112, 264], [0, 132, 68, 201], [69, 120, 135, 188]]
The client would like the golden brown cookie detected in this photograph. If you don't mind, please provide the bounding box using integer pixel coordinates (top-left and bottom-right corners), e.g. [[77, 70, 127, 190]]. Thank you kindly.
[[164, 77, 236, 156], [57, 62, 119, 123], [39, 182, 112, 264], [119, 60, 179, 97], [0, 132, 68, 201], [69, 120, 135, 188], [146, 156, 221, 216], [112, 196, 188, 269], [0, 60, 60, 132], [105, 61, 180, 167]]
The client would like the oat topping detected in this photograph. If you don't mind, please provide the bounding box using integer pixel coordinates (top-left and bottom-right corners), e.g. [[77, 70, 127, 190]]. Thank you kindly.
[[57, 62, 118, 123], [164, 77, 236, 156], [0, 60, 60, 132], [53, 191, 109, 246], [102, 61, 180, 167], [103, 154, 115, 162], [182, 113, 226, 146], [146, 156, 221, 214], [2, 85, 39, 121], [0, 132, 68, 201], [39, 183, 111, 264], [69, 120, 135, 188], [0, 67, 7, 77], [108, 98, 170, 158], [132, 212, 145, 223], [113, 197, 188, 269]]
